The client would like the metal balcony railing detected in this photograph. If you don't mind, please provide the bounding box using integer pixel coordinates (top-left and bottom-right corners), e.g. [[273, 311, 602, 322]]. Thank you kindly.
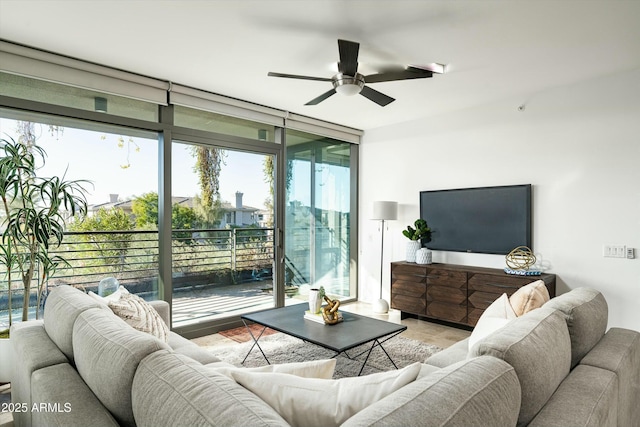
[[0, 227, 275, 314]]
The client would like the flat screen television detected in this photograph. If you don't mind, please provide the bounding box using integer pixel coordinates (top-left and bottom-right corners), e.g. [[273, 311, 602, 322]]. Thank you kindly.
[[420, 184, 531, 255]]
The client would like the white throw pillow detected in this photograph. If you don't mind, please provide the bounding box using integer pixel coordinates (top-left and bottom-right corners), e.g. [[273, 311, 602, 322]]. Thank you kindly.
[[468, 293, 516, 350], [88, 285, 128, 305], [107, 290, 169, 343], [231, 362, 421, 427], [206, 359, 337, 379]]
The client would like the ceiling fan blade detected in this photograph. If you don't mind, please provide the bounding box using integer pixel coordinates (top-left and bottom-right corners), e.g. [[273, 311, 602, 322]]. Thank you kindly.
[[337, 39, 359, 76], [365, 67, 433, 84], [305, 89, 337, 105], [360, 86, 395, 106], [268, 72, 332, 82]]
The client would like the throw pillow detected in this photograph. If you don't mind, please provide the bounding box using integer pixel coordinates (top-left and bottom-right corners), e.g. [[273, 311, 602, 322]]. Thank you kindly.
[[509, 280, 550, 316], [468, 293, 516, 350], [231, 362, 421, 427], [206, 358, 337, 379], [108, 291, 169, 343], [88, 285, 127, 305]]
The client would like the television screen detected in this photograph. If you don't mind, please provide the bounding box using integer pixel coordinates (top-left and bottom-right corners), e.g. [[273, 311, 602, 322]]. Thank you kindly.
[[420, 184, 531, 255]]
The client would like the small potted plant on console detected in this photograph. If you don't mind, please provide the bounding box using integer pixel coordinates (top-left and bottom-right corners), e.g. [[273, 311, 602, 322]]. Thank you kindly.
[[402, 219, 431, 263]]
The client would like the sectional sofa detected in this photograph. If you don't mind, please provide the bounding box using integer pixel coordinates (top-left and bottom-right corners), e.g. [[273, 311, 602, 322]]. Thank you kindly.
[[9, 284, 639, 426]]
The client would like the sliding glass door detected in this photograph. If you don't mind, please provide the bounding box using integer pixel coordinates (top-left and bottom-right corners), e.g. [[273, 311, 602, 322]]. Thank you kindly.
[[170, 141, 276, 327], [285, 130, 354, 301]]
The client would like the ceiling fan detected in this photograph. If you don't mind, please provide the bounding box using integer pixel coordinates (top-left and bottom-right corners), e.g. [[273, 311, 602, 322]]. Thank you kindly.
[[268, 39, 444, 107]]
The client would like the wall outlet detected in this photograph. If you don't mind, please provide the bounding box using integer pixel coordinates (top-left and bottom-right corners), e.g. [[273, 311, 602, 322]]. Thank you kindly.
[[603, 245, 626, 258]]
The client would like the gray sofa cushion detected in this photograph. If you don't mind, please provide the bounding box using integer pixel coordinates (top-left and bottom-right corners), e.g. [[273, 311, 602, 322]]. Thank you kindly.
[[580, 327, 640, 427], [31, 363, 119, 427], [168, 331, 222, 364], [72, 308, 170, 427], [424, 337, 469, 368], [44, 284, 108, 363], [132, 350, 289, 427], [10, 320, 69, 427], [528, 364, 617, 427], [469, 307, 571, 427], [544, 287, 608, 368], [342, 356, 521, 427]]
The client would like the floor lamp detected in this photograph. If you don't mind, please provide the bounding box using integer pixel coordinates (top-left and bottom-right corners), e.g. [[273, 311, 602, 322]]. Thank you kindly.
[[372, 201, 398, 314]]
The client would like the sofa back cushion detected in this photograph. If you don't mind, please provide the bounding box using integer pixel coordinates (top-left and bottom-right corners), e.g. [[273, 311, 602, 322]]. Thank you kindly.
[[341, 356, 521, 427], [73, 308, 170, 427], [44, 284, 108, 363], [543, 287, 608, 368], [132, 350, 289, 427], [469, 307, 571, 427]]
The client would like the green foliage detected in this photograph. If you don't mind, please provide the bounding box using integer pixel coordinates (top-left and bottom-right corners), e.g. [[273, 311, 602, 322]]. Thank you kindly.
[[172, 203, 199, 230], [131, 192, 212, 233], [192, 146, 226, 210], [131, 192, 159, 227], [402, 219, 431, 241], [68, 207, 134, 267], [0, 136, 89, 324], [318, 286, 325, 300]]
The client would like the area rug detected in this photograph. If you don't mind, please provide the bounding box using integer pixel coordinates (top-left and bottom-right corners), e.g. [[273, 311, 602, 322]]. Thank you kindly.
[[219, 324, 278, 343], [201, 333, 442, 378]]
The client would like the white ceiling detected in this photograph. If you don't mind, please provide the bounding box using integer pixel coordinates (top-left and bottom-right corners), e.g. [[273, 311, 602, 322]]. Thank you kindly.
[[1, 0, 639, 131]]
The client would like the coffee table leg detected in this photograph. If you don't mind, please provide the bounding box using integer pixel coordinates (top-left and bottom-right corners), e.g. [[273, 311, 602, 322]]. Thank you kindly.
[[241, 320, 270, 365], [344, 330, 404, 375]]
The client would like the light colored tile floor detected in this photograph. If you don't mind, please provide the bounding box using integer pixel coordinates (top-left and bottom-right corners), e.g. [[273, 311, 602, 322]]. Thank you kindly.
[[192, 301, 471, 350]]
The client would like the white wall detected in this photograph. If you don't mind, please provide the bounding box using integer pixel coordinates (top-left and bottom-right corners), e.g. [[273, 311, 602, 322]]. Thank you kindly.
[[359, 68, 640, 331]]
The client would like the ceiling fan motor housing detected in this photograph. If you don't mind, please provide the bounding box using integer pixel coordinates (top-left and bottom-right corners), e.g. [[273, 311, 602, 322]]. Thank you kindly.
[[333, 73, 365, 96]]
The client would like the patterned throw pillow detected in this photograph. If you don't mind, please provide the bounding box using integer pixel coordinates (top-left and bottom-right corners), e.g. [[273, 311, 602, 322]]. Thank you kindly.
[[509, 280, 550, 317], [108, 291, 169, 342]]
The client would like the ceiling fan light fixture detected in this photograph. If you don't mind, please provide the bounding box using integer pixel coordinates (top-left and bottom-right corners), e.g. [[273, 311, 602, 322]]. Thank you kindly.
[[333, 73, 365, 96]]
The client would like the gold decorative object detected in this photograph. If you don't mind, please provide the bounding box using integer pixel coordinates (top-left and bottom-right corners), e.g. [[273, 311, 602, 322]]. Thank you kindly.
[[321, 296, 342, 325], [506, 246, 537, 270]]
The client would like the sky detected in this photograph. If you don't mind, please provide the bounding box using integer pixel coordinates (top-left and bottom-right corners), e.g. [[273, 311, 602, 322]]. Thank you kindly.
[[0, 118, 272, 210]]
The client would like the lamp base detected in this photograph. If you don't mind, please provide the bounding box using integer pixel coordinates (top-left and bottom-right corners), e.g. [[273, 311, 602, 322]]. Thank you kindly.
[[373, 298, 389, 314]]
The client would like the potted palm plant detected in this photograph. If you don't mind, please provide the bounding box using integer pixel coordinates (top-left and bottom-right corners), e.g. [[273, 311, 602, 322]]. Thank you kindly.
[[402, 219, 431, 262], [0, 136, 89, 382]]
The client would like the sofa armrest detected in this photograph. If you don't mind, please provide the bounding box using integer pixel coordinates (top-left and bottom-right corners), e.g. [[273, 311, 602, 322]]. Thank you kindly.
[[528, 364, 617, 427], [10, 320, 69, 427], [148, 300, 170, 326], [580, 327, 640, 427], [31, 363, 119, 427]]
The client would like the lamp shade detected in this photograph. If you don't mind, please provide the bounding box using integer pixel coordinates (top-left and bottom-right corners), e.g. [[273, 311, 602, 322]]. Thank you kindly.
[[372, 201, 398, 220]]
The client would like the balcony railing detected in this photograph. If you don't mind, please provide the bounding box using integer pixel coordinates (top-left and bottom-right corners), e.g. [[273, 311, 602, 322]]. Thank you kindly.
[[0, 227, 275, 315]]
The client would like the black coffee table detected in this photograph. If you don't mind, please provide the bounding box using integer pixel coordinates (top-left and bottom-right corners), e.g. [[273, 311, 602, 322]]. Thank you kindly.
[[240, 304, 407, 376]]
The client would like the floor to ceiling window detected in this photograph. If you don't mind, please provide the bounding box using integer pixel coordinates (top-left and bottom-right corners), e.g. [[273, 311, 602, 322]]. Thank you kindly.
[[0, 114, 159, 327], [1, 42, 360, 336], [285, 129, 355, 301]]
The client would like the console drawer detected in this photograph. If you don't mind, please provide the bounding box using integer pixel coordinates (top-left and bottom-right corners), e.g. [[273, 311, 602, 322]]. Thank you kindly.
[[391, 293, 426, 315], [427, 300, 467, 324], [392, 264, 427, 283], [467, 273, 532, 293], [427, 268, 467, 287]]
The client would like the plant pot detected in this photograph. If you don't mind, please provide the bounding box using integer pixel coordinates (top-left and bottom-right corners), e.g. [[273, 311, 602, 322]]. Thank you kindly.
[[416, 248, 432, 265], [406, 241, 421, 263], [0, 336, 14, 383], [308, 289, 322, 314]]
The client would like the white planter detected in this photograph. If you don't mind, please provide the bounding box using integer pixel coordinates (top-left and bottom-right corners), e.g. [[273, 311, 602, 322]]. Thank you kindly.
[[308, 289, 322, 314], [406, 241, 421, 263], [0, 337, 14, 383], [416, 248, 433, 265]]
